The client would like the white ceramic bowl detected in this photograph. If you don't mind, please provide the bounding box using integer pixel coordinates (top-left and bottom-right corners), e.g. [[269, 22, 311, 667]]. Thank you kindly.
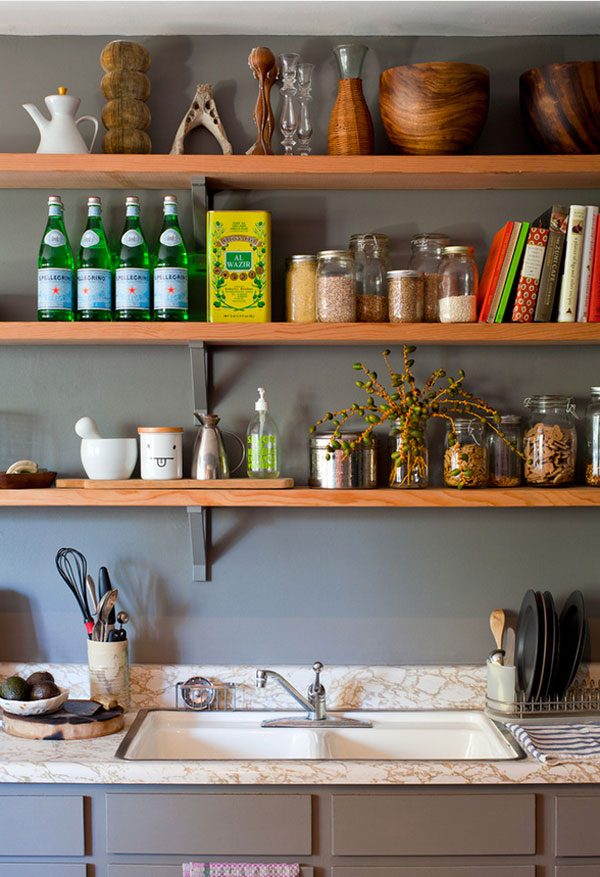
[[80, 438, 138, 480], [0, 686, 68, 716]]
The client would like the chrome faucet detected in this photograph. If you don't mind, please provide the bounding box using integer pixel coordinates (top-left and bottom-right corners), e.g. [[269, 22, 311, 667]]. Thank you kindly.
[[255, 661, 371, 729]]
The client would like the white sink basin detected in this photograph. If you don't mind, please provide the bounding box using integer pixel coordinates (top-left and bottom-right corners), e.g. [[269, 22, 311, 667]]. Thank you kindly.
[[116, 710, 522, 761]]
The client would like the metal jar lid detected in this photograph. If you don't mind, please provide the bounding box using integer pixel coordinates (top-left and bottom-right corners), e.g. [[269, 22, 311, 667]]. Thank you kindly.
[[286, 254, 317, 264], [500, 414, 521, 424], [443, 245, 474, 256], [317, 249, 353, 259], [387, 269, 422, 279], [411, 233, 451, 246]]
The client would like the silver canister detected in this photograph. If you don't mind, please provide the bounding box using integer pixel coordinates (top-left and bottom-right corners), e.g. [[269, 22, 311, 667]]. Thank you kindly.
[[309, 432, 377, 488]]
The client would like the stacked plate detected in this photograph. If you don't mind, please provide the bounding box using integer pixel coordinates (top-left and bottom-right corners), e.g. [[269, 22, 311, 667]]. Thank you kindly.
[[515, 589, 587, 702]]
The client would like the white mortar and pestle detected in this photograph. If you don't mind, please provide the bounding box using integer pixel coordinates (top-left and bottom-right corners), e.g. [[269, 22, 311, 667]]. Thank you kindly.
[[75, 417, 138, 480]]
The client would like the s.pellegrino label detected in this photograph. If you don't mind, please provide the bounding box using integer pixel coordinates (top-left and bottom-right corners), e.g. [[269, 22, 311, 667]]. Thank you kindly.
[[77, 269, 112, 310], [116, 268, 150, 311], [154, 267, 188, 310], [38, 268, 73, 311]]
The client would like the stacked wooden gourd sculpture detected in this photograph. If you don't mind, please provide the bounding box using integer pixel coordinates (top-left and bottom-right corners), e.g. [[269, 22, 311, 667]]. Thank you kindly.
[[100, 40, 151, 154]]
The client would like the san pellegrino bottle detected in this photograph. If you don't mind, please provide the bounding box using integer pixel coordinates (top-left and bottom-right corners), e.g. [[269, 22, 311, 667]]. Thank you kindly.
[[37, 195, 74, 321], [247, 387, 281, 478], [153, 195, 189, 321], [77, 195, 112, 321], [115, 195, 151, 321]]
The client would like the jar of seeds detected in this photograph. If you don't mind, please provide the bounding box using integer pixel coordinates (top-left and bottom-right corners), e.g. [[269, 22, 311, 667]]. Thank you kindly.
[[439, 246, 478, 323], [444, 418, 489, 488], [408, 233, 450, 322], [286, 255, 316, 322], [488, 415, 523, 487], [523, 395, 577, 486], [316, 249, 356, 322], [585, 387, 600, 485], [350, 233, 390, 322], [387, 270, 424, 322]]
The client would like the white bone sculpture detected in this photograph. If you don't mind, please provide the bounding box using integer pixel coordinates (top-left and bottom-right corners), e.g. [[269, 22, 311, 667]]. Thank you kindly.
[[170, 84, 233, 155]]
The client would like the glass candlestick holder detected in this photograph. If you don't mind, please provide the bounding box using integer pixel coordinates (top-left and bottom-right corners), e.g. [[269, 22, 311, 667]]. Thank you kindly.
[[296, 62, 314, 155], [278, 52, 299, 155]]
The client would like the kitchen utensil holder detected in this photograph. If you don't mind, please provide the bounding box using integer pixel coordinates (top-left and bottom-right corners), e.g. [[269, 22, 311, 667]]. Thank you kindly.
[[486, 657, 600, 719], [176, 678, 237, 711], [88, 639, 130, 709]]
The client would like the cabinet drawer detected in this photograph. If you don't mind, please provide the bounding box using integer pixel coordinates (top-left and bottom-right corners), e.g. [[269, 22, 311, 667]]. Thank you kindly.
[[107, 868, 313, 877], [0, 868, 86, 876], [556, 869, 600, 876], [556, 796, 600, 856], [333, 869, 535, 877], [331, 793, 536, 856], [0, 795, 84, 856], [106, 793, 312, 855]]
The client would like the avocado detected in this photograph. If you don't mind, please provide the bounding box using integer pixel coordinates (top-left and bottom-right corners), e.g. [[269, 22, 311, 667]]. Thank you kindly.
[[30, 681, 61, 701], [26, 671, 54, 686], [0, 675, 31, 701]]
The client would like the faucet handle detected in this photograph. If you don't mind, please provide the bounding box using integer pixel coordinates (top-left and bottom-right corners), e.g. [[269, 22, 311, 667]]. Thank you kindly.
[[310, 661, 324, 695]]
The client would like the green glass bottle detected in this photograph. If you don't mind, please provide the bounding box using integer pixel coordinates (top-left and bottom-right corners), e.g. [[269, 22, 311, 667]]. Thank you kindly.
[[153, 195, 189, 321], [115, 195, 151, 321], [77, 195, 113, 321], [37, 195, 74, 321]]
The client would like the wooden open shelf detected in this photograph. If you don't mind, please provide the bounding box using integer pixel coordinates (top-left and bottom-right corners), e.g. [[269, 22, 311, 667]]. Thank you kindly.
[[0, 154, 600, 191], [2, 321, 600, 346], [2, 487, 600, 508]]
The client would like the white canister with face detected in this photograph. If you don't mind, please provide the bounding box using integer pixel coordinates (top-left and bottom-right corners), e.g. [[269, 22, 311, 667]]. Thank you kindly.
[[138, 427, 184, 479]]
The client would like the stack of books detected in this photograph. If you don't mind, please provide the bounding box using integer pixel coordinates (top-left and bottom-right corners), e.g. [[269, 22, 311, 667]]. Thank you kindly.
[[478, 205, 600, 323]]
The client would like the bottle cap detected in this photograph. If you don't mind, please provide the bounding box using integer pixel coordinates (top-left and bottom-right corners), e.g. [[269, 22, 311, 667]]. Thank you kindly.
[[164, 195, 177, 204], [87, 196, 102, 205], [57, 86, 68, 95], [255, 387, 268, 412], [126, 195, 140, 205], [48, 195, 63, 205]]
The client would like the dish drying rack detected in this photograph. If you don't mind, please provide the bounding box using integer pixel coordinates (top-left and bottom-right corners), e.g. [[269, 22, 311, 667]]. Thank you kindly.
[[487, 682, 600, 720], [176, 677, 237, 711]]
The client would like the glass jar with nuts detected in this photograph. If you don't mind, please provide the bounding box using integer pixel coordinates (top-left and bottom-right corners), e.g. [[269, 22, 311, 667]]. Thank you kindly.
[[444, 418, 489, 488], [585, 387, 600, 486], [523, 395, 577, 486], [316, 249, 356, 322]]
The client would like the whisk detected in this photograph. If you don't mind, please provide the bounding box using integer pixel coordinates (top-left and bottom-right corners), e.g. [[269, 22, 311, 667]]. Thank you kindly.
[[55, 547, 94, 636]]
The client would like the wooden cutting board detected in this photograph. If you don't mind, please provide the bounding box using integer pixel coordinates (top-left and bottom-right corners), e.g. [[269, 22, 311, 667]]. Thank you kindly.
[[2, 704, 124, 740], [56, 477, 294, 489]]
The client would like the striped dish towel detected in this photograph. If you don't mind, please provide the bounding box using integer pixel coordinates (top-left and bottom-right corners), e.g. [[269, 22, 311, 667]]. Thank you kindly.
[[506, 721, 600, 763], [183, 866, 300, 877]]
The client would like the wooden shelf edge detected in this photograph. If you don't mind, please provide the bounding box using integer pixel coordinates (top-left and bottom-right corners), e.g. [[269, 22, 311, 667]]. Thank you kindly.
[[1, 487, 600, 507]]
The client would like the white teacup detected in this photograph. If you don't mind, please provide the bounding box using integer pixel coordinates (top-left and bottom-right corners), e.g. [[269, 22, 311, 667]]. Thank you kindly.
[[80, 438, 138, 480]]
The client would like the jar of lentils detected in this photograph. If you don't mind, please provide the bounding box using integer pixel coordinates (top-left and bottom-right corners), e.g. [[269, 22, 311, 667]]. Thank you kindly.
[[488, 415, 523, 487], [387, 270, 424, 322], [350, 233, 390, 322], [316, 249, 356, 322], [523, 395, 577, 486], [585, 387, 600, 485], [286, 255, 316, 322], [408, 233, 450, 322], [444, 418, 489, 488], [439, 246, 479, 323]]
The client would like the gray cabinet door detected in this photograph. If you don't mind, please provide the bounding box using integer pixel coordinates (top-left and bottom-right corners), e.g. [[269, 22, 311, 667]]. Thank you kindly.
[[555, 868, 600, 876], [556, 796, 600, 856], [106, 793, 312, 855], [332, 869, 535, 877], [0, 868, 86, 876], [0, 795, 84, 856], [107, 867, 314, 876], [331, 793, 536, 856]]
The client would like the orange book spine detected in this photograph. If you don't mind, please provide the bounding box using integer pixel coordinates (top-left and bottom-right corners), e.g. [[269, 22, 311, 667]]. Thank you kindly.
[[478, 222, 514, 322]]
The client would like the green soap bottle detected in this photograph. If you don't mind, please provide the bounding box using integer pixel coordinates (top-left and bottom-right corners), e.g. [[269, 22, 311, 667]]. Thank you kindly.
[[77, 195, 113, 321], [115, 195, 151, 321], [153, 194, 189, 321], [247, 387, 281, 478], [37, 195, 74, 321]]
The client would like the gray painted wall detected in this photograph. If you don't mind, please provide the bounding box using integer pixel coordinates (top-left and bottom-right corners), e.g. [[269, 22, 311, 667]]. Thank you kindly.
[[0, 33, 599, 665]]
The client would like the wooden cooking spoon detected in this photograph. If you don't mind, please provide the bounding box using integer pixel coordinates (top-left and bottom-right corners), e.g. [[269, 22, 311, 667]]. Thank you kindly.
[[489, 608, 506, 651]]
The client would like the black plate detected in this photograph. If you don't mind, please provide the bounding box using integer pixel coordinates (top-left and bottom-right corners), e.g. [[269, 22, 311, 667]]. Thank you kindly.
[[553, 590, 587, 699], [515, 589, 545, 700], [539, 591, 559, 700]]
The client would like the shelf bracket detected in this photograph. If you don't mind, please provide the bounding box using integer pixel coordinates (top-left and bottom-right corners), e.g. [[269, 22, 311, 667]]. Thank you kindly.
[[190, 175, 214, 252], [188, 506, 209, 582], [189, 341, 208, 419]]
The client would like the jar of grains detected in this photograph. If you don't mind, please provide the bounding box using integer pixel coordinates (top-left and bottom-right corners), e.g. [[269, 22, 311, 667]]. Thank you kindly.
[[408, 233, 450, 322], [286, 255, 317, 322], [349, 233, 390, 322], [439, 246, 479, 323], [585, 387, 600, 485], [444, 418, 489, 488], [387, 270, 424, 322], [488, 415, 523, 487], [523, 395, 577, 486], [316, 249, 356, 322]]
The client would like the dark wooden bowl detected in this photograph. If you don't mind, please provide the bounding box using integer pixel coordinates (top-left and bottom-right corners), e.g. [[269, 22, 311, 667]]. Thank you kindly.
[[379, 62, 490, 155], [520, 62, 600, 154], [0, 471, 57, 489]]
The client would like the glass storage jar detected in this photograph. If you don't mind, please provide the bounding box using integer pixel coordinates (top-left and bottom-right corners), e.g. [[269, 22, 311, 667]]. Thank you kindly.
[[388, 418, 428, 488], [408, 233, 450, 322], [584, 387, 600, 485], [439, 246, 479, 323], [488, 415, 523, 487], [286, 254, 316, 322], [350, 233, 390, 322], [387, 270, 424, 322], [444, 418, 489, 488], [316, 249, 356, 322], [523, 395, 577, 486]]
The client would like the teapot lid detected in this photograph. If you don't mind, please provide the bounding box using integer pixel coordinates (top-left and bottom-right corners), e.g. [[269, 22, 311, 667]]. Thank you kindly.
[[57, 86, 68, 95]]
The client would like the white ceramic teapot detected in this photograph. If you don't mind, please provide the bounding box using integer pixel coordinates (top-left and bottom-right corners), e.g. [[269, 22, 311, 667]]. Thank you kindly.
[[23, 86, 99, 154]]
